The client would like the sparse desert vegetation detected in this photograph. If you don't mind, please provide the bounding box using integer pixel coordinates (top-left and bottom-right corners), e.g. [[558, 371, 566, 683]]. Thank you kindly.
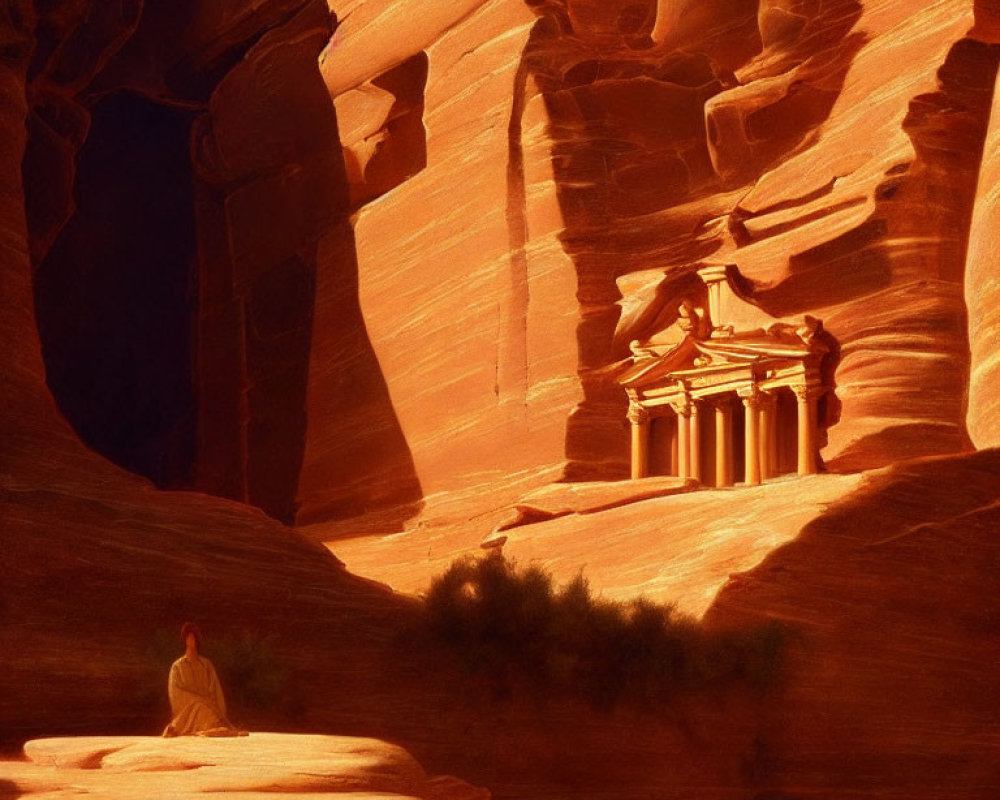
[[418, 555, 787, 711]]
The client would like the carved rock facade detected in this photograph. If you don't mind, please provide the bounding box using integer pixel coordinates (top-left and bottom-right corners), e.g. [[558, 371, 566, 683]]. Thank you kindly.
[[319, 0, 1000, 526]]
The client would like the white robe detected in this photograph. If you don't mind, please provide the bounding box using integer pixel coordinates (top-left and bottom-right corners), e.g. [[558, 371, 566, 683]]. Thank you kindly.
[[163, 654, 240, 737]]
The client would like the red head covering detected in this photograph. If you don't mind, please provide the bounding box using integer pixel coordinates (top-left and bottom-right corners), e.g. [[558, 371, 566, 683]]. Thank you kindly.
[[180, 622, 202, 647]]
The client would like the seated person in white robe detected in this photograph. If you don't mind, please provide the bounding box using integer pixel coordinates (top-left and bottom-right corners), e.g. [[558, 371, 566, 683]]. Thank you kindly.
[[163, 623, 247, 737]]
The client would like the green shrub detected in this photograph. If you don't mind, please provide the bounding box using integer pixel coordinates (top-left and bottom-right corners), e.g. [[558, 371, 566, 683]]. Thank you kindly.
[[422, 556, 786, 711], [207, 631, 287, 718]]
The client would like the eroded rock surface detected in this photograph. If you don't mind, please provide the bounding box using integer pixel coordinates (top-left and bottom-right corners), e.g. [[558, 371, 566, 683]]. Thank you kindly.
[[5, 2, 1000, 797], [10, 0, 999, 534], [705, 449, 1000, 797], [307, 0, 1000, 535], [3, 734, 488, 799]]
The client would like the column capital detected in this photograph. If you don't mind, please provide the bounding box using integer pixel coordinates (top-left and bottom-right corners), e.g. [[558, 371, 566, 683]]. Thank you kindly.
[[738, 386, 764, 408], [627, 403, 650, 425], [791, 383, 821, 401], [668, 399, 691, 417], [708, 394, 735, 411]]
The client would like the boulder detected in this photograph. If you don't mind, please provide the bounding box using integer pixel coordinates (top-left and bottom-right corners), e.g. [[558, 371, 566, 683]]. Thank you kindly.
[[10, 734, 488, 799]]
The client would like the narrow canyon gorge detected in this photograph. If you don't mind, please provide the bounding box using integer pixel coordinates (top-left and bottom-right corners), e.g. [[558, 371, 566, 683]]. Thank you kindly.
[[3, 0, 1000, 797]]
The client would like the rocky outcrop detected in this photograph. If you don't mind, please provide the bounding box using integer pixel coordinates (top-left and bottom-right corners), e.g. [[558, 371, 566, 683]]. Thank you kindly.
[[11, 0, 999, 533], [727, 4, 999, 470], [705, 449, 1000, 798], [4, 734, 488, 799], [483, 475, 697, 544]]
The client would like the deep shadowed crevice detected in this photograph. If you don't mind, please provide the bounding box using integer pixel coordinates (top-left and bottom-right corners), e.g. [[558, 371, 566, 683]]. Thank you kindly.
[[33, 91, 198, 489], [497, 23, 548, 407], [243, 254, 316, 522], [25, 3, 424, 527]]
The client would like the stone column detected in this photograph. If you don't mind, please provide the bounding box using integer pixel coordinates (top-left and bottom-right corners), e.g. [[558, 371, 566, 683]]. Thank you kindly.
[[676, 405, 691, 480], [714, 397, 734, 487], [628, 404, 650, 480], [758, 393, 777, 480], [794, 386, 818, 476], [670, 422, 679, 476], [741, 391, 762, 486], [689, 401, 702, 483]]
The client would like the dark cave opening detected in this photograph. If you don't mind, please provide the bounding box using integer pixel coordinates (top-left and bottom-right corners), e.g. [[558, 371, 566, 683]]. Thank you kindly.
[[33, 91, 198, 489]]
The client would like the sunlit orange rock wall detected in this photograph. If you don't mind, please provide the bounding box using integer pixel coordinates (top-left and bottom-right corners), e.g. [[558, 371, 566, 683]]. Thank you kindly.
[[8, 0, 999, 528], [728, 3, 999, 470], [313, 0, 999, 515], [307, 0, 584, 515], [965, 37, 1000, 449]]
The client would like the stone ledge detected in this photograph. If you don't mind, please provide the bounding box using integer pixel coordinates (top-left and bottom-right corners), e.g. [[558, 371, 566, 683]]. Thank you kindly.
[[5, 734, 488, 800], [482, 476, 698, 547]]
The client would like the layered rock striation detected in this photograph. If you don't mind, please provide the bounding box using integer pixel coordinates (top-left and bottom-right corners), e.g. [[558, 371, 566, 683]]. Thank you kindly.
[[965, 29, 1000, 450], [11, 0, 998, 530], [306, 0, 1000, 529]]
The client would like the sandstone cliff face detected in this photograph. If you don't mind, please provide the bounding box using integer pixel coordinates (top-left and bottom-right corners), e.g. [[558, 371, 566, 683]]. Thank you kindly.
[[0, 0, 419, 751], [11, 0, 421, 527], [5, 2, 1000, 797], [308, 0, 580, 523], [12, 0, 997, 531], [309, 0, 999, 527], [705, 449, 1000, 798]]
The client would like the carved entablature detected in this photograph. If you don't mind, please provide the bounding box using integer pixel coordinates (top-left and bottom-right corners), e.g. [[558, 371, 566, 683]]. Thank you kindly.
[[626, 403, 650, 426]]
